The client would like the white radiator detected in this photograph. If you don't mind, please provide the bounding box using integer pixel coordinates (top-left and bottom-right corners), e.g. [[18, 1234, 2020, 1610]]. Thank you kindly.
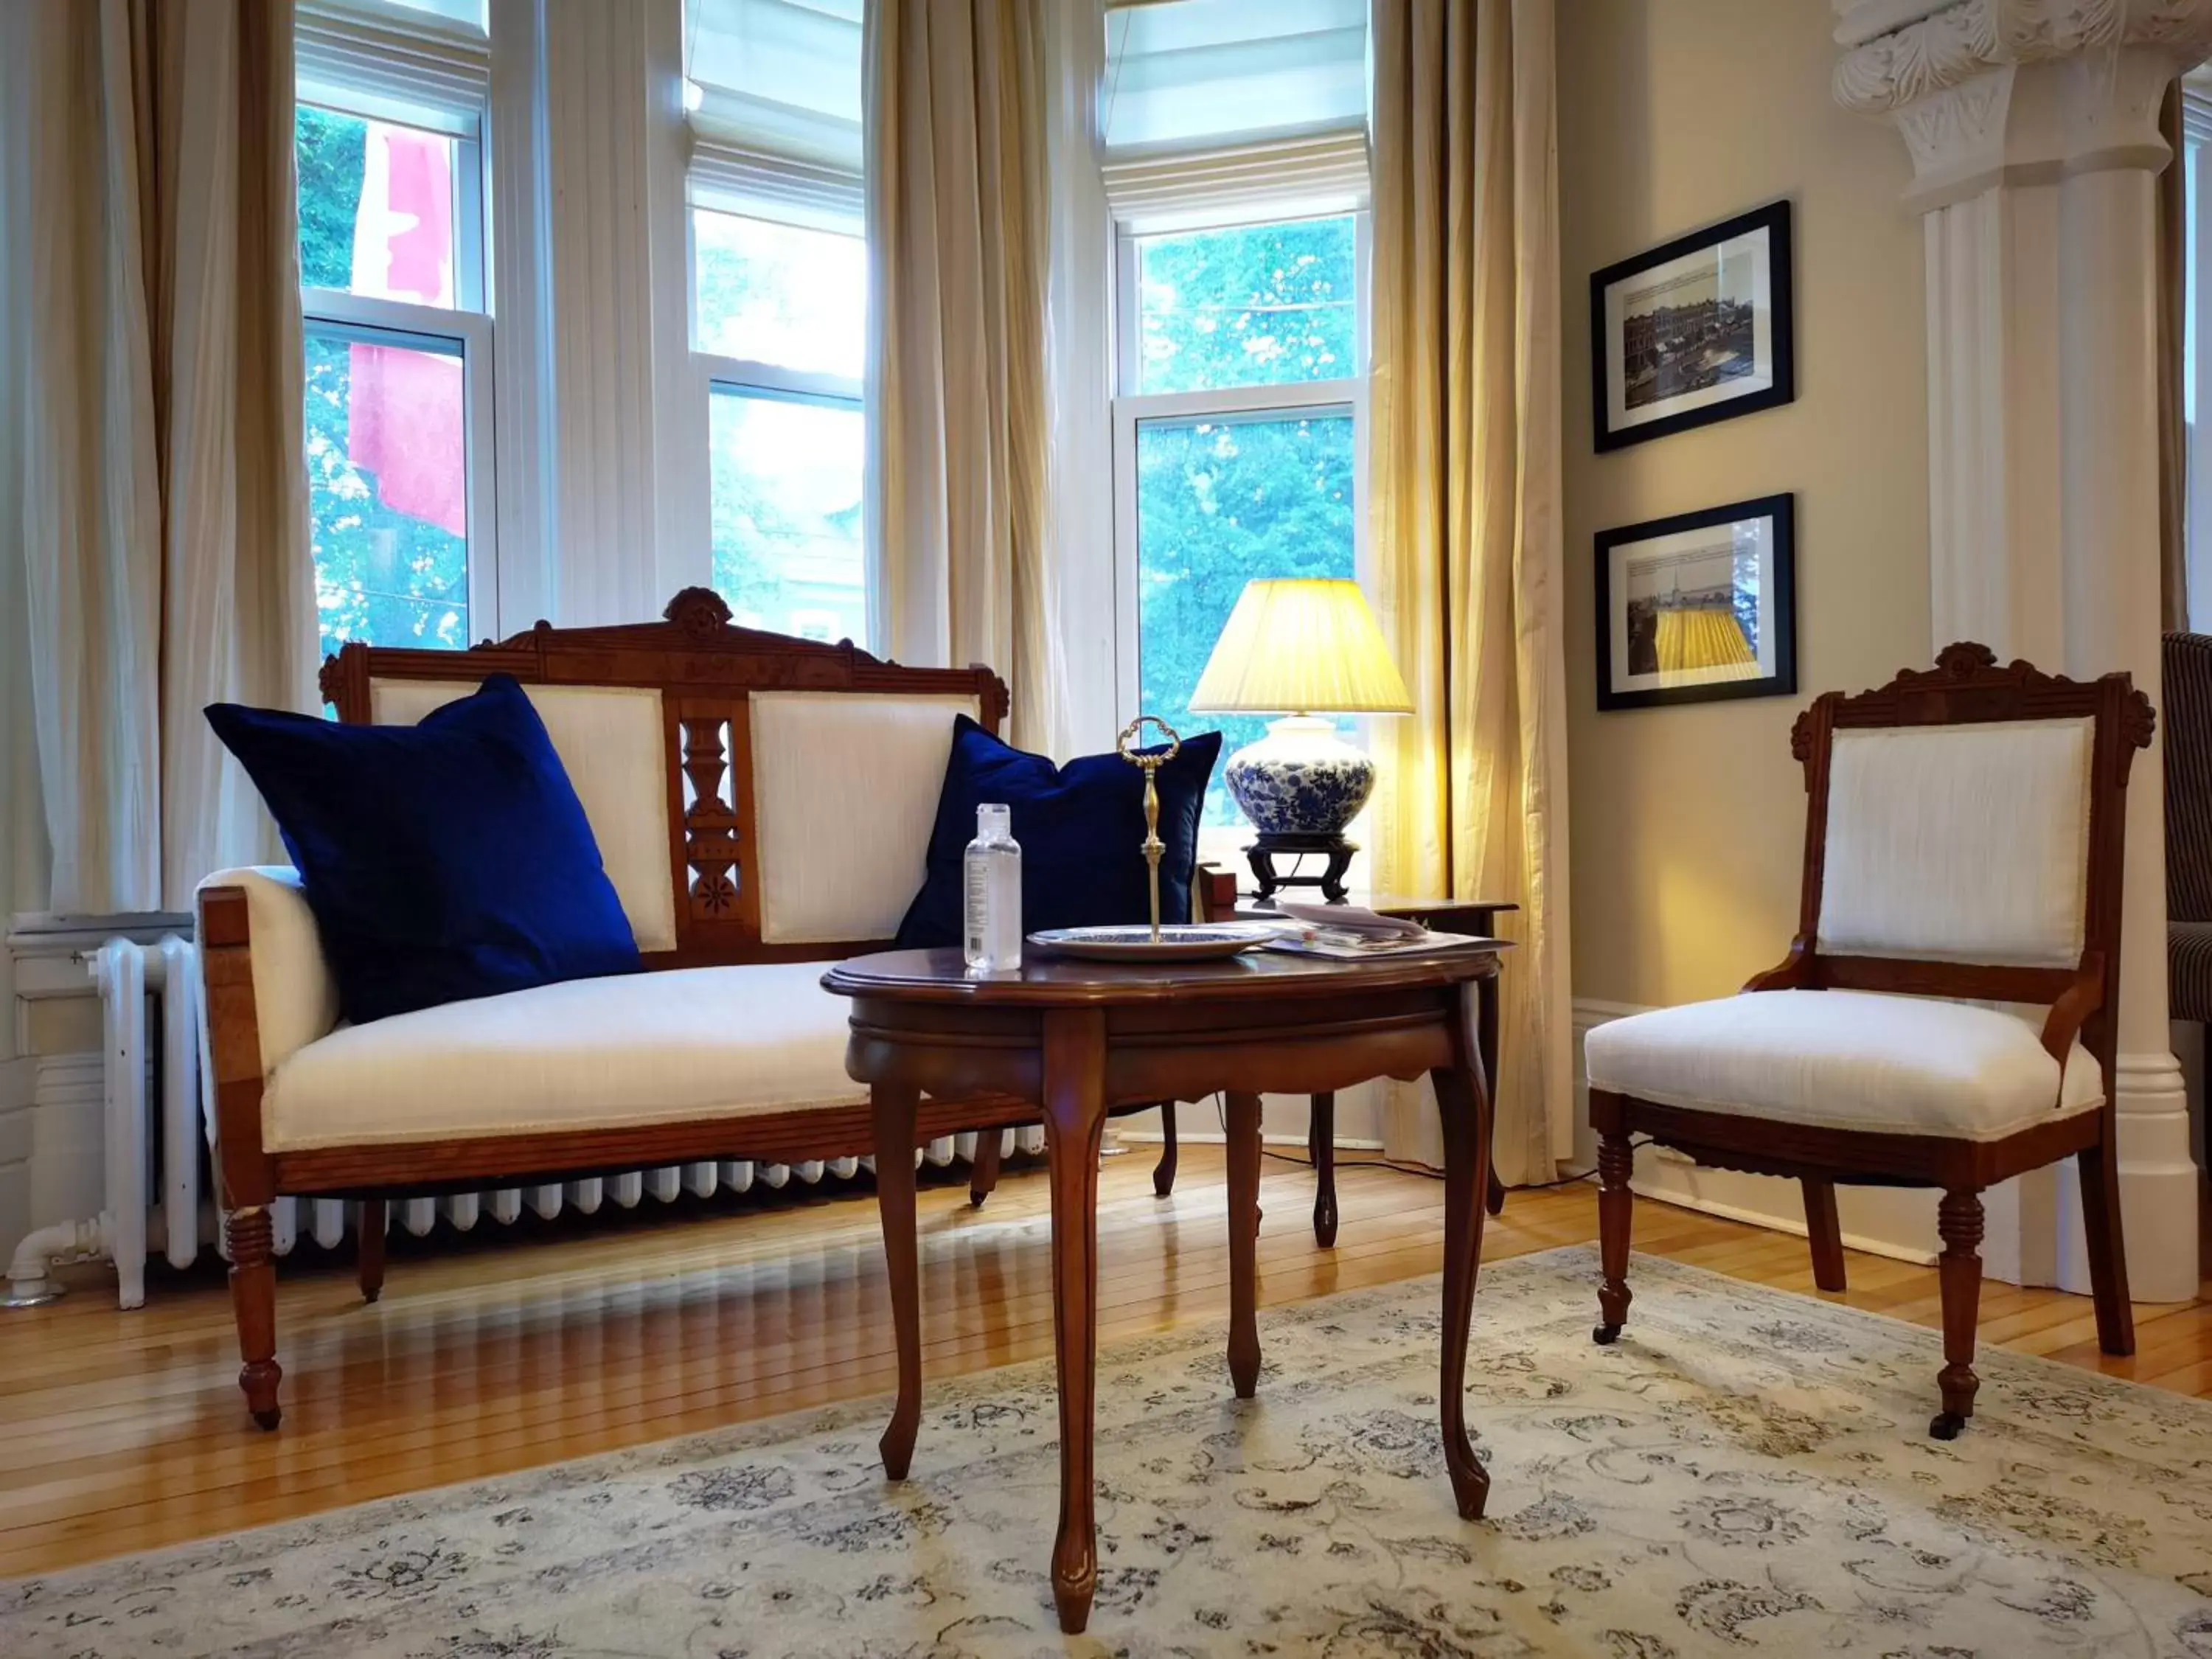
[[4, 938, 1041, 1309]]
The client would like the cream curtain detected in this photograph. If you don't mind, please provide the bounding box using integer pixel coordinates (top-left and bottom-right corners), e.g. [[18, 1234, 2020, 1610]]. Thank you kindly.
[[1, 0, 314, 915], [863, 0, 1063, 755], [1367, 0, 1571, 1183]]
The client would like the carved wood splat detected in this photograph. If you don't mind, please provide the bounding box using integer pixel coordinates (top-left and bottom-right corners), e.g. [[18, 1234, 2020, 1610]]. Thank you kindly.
[[681, 715, 742, 918]]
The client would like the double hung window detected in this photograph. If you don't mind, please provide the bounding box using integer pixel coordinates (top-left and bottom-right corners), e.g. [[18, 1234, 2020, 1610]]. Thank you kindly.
[[1105, 0, 1371, 835], [295, 0, 494, 658], [686, 0, 869, 647]]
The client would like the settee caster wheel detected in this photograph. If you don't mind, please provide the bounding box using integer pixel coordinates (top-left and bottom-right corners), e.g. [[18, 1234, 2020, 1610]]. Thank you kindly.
[[1592, 1323, 1621, 1346], [1928, 1411, 1966, 1441], [251, 1407, 282, 1431]]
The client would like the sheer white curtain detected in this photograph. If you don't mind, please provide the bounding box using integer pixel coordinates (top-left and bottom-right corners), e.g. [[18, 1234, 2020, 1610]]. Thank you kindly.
[[1, 0, 315, 915], [1368, 0, 1571, 1182], [863, 0, 1063, 754]]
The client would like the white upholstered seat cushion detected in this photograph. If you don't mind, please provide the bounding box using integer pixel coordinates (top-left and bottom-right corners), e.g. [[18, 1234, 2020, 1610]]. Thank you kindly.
[[262, 962, 865, 1152], [1582, 990, 2101, 1141]]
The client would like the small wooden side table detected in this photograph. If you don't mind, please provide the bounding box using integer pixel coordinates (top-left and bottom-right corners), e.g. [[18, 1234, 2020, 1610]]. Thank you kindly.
[[824, 945, 1503, 1635], [1232, 895, 1517, 1245]]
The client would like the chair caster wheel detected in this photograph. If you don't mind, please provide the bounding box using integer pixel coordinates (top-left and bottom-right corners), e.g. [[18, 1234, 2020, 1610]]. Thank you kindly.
[[1928, 1411, 1966, 1441], [251, 1408, 282, 1432], [967, 1194, 987, 1210], [1592, 1324, 1621, 1346]]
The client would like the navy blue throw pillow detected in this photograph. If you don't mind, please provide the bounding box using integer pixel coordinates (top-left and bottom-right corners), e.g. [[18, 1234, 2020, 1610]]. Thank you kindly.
[[894, 715, 1222, 948], [205, 675, 641, 1026]]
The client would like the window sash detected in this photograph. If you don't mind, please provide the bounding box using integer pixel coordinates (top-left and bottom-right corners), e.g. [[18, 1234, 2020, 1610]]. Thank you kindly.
[[701, 368, 867, 647], [302, 292, 499, 646], [297, 94, 490, 314]]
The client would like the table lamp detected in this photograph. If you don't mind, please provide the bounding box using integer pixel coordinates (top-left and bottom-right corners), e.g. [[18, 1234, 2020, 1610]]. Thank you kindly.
[[1189, 577, 1413, 904]]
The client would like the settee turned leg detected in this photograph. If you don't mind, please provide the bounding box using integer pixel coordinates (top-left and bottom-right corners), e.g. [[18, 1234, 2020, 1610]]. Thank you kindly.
[[968, 1133, 1004, 1208], [357, 1198, 388, 1303], [226, 1206, 283, 1430]]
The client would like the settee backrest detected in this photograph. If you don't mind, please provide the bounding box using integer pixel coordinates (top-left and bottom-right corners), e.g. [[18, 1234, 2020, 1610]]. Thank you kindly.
[[319, 588, 1009, 965]]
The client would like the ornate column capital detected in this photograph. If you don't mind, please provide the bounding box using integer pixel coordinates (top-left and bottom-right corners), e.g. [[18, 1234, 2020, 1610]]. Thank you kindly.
[[1834, 0, 2212, 208], [1835, 0, 2212, 114]]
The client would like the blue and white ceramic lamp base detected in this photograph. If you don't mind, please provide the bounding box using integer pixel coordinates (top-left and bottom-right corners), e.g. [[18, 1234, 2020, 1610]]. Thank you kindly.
[[1222, 714, 1377, 836]]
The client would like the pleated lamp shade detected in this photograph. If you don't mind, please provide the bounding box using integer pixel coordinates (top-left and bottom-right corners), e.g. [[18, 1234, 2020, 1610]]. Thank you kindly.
[[1189, 579, 1414, 714]]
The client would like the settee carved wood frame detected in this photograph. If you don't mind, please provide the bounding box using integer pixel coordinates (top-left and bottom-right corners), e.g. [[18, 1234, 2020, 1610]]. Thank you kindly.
[[1587, 643, 2152, 1440], [200, 589, 1046, 1429]]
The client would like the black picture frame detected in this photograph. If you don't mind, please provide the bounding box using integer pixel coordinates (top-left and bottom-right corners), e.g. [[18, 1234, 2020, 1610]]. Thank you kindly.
[[1590, 200, 1795, 453], [1594, 493, 1797, 712]]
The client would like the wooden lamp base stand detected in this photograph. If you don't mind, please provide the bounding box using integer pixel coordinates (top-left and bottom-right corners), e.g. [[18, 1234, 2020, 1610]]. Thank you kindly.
[[1245, 831, 1356, 905]]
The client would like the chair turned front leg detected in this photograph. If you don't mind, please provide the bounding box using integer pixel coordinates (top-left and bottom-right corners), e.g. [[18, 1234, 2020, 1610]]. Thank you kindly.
[[1932, 1189, 1984, 1439], [226, 1206, 283, 1430], [1593, 1129, 1635, 1344], [1152, 1101, 1179, 1197]]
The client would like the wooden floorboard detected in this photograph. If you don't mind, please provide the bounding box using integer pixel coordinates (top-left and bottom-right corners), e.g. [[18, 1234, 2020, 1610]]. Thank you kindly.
[[0, 1147, 2205, 1577]]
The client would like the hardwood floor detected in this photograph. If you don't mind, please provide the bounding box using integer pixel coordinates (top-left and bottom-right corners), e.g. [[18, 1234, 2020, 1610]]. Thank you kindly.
[[1, 1147, 2207, 1578]]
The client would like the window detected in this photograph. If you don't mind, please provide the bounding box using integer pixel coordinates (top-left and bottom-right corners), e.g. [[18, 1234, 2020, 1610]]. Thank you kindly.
[[296, 94, 492, 661], [1114, 212, 1367, 832], [684, 0, 869, 644], [693, 209, 867, 645]]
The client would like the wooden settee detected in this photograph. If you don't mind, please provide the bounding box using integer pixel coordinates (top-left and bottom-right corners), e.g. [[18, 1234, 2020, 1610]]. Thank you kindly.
[[197, 588, 1091, 1429]]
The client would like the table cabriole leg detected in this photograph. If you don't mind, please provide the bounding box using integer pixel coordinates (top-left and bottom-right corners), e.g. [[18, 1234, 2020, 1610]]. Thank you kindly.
[[1433, 1046, 1492, 1521], [1226, 1091, 1265, 1396], [870, 1082, 924, 1481], [1308, 1091, 1339, 1245], [1478, 970, 1506, 1217], [1040, 1009, 1108, 1635]]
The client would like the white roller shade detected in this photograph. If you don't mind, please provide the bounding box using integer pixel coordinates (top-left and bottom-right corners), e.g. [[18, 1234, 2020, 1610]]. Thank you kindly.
[[686, 0, 863, 186], [296, 0, 489, 119], [1102, 129, 1368, 232], [1102, 0, 1366, 157]]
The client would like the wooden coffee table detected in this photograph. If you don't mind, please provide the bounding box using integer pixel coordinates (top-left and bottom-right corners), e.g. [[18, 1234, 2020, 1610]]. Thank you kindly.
[[821, 944, 1505, 1635]]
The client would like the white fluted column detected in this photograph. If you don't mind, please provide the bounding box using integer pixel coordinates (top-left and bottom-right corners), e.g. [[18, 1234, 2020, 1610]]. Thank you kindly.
[[1837, 0, 2210, 1302]]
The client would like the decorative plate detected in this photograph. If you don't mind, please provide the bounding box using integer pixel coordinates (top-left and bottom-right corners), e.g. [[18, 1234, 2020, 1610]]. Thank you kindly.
[[1026, 924, 1279, 962]]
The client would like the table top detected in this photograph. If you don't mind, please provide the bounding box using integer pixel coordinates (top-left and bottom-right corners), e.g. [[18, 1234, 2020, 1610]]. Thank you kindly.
[[822, 942, 1505, 1007]]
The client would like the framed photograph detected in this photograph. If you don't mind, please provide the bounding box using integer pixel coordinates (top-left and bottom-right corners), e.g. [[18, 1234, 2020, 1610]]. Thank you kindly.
[[1595, 494, 1796, 712], [1590, 200, 1794, 452]]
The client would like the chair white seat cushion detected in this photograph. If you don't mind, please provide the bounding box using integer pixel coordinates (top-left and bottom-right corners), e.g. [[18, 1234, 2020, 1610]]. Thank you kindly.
[[1582, 990, 2102, 1141], [262, 962, 866, 1152]]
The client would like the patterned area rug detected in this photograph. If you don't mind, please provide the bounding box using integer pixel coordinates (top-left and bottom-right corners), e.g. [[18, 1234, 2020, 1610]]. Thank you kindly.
[[5, 1245, 2211, 1658]]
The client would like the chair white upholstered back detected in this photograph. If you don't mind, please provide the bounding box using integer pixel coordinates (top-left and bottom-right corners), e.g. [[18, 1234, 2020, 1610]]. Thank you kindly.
[[1815, 717, 2093, 969], [369, 679, 680, 952], [748, 691, 979, 944]]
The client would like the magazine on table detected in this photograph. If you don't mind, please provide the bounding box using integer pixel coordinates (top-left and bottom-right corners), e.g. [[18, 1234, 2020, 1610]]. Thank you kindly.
[[1259, 902, 1497, 960]]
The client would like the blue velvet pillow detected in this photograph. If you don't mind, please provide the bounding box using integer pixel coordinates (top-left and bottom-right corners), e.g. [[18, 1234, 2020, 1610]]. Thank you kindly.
[[894, 715, 1222, 947], [205, 675, 641, 1026]]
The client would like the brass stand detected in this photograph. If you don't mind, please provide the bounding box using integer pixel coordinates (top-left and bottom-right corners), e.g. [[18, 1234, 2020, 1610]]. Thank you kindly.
[[1116, 715, 1182, 943]]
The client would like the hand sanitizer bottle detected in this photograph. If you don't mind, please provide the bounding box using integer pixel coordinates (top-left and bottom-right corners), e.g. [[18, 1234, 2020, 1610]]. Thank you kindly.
[[964, 803, 1023, 972]]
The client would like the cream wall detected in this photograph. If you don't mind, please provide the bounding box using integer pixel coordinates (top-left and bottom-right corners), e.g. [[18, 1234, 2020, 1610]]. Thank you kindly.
[[1560, 0, 1931, 1013]]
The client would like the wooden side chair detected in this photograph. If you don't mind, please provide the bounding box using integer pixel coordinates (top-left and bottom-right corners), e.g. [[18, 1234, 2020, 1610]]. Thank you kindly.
[[1584, 644, 2149, 1439]]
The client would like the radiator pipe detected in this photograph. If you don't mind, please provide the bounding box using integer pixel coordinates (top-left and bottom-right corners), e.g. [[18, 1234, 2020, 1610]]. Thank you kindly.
[[3, 1215, 107, 1307]]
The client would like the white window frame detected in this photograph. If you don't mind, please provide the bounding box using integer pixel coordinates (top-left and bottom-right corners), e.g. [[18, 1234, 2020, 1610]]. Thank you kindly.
[[1108, 206, 1372, 734], [297, 88, 500, 645], [687, 201, 869, 644]]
